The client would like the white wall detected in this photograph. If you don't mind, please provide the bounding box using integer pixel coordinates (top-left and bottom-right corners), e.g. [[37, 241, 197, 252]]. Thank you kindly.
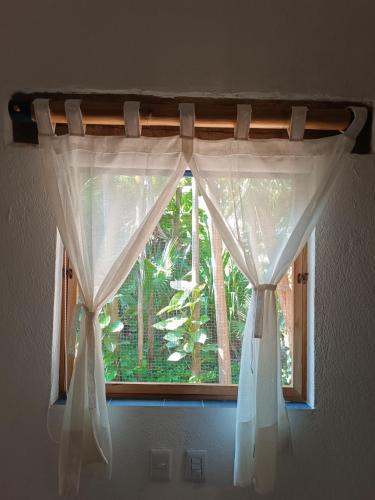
[[1, 1, 375, 499], [2, 0, 375, 102]]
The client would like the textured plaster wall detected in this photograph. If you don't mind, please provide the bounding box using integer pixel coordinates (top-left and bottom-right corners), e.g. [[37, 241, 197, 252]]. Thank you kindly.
[[1, 1, 375, 499]]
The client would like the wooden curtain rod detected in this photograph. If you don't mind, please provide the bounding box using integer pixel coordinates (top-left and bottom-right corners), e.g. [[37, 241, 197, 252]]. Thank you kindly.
[[9, 94, 370, 149], [28, 100, 352, 131]]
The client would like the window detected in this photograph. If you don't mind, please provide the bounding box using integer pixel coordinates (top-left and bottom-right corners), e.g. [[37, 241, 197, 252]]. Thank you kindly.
[[60, 176, 308, 402]]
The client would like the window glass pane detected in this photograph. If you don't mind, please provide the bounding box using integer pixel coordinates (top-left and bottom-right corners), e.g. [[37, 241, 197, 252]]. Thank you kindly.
[[93, 177, 293, 385]]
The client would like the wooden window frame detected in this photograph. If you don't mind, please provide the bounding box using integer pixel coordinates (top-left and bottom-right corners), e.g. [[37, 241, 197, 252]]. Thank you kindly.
[[59, 246, 308, 403]]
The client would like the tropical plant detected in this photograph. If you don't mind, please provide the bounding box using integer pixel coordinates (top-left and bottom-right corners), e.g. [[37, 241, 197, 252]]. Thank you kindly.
[[153, 280, 215, 382], [99, 302, 124, 381], [98, 175, 293, 387]]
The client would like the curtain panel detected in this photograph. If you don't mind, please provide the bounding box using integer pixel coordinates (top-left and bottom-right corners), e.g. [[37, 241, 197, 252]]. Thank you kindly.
[[190, 107, 366, 493], [38, 130, 186, 494]]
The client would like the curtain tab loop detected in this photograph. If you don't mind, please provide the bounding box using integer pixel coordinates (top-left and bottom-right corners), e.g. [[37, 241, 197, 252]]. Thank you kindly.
[[345, 106, 368, 139], [65, 99, 85, 136], [33, 98, 55, 136], [179, 103, 195, 165], [235, 104, 252, 140], [288, 106, 308, 141], [179, 103, 195, 138], [253, 284, 276, 339], [124, 101, 141, 137]]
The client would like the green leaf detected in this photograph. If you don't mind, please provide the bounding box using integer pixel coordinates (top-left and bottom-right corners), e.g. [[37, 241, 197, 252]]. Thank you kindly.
[[103, 335, 117, 353], [105, 367, 118, 381], [143, 258, 157, 274], [157, 291, 184, 315], [163, 332, 184, 342], [107, 320, 124, 333], [191, 283, 206, 300], [156, 305, 173, 316], [99, 314, 111, 329], [196, 283, 206, 292], [183, 341, 194, 353], [105, 341, 117, 353], [167, 299, 199, 312], [166, 341, 180, 348], [195, 331, 207, 344], [153, 317, 188, 331], [198, 314, 210, 325], [103, 352, 116, 364], [170, 291, 184, 305], [168, 351, 186, 362], [177, 288, 192, 305]]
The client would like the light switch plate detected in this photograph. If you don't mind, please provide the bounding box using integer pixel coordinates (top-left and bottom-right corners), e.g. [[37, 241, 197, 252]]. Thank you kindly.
[[185, 450, 207, 482], [150, 449, 172, 481]]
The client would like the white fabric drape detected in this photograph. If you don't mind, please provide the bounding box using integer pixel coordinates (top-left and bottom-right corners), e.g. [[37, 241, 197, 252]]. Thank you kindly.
[[190, 109, 366, 493], [39, 133, 186, 494]]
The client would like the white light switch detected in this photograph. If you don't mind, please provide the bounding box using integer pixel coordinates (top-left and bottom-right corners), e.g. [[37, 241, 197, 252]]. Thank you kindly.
[[185, 450, 207, 482], [150, 449, 172, 481]]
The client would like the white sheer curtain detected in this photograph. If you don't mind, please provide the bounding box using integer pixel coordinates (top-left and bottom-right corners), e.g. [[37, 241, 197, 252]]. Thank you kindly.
[[190, 108, 366, 493], [36, 101, 187, 494]]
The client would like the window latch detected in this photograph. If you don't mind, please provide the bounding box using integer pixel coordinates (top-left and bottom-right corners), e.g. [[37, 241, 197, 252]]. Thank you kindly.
[[297, 272, 308, 284], [63, 267, 73, 279]]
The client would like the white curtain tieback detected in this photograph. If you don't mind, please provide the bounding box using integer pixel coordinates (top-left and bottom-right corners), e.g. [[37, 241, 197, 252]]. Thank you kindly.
[[80, 305, 99, 411], [256, 284, 277, 292], [254, 284, 276, 339]]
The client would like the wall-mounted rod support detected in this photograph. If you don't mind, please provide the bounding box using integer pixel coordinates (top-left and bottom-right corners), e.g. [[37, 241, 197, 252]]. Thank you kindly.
[[8, 97, 354, 132]]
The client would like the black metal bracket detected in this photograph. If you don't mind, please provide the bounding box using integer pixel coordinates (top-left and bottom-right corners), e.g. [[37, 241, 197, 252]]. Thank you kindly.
[[8, 99, 32, 123]]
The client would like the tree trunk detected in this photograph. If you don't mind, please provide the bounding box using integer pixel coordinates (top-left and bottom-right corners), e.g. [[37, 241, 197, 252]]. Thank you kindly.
[[208, 216, 232, 384], [172, 186, 181, 240], [147, 291, 155, 371], [137, 255, 145, 368], [191, 178, 201, 377]]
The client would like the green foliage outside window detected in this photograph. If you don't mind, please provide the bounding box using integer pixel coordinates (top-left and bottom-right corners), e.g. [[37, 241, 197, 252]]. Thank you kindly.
[[96, 177, 292, 386]]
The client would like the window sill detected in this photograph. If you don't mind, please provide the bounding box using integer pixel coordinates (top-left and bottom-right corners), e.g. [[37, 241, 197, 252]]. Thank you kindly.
[[55, 399, 313, 410]]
